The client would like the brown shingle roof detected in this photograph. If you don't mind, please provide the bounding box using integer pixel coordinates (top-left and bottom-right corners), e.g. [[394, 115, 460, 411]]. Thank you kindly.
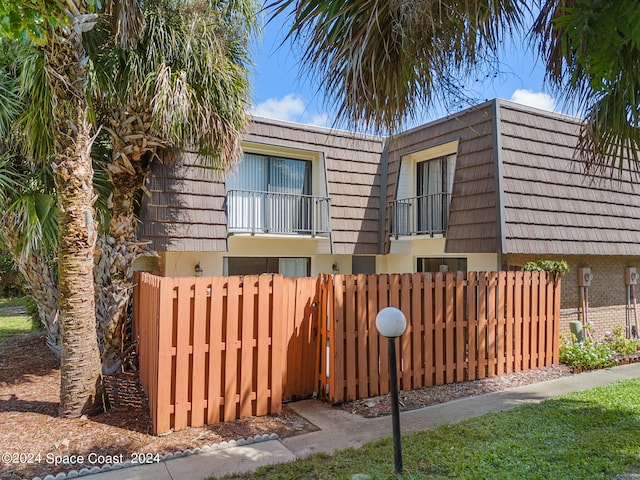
[[498, 99, 640, 256]]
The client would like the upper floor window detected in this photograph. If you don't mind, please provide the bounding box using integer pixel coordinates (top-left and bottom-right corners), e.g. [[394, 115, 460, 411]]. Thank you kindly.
[[415, 154, 456, 234], [227, 153, 311, 197], [226, 152, 330, 236], [390, 141, 458, 237]]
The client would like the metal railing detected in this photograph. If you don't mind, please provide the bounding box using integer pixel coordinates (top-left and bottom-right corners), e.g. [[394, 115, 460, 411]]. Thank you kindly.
[[389, 193, 451, 237], [227, 189, 331, 236]]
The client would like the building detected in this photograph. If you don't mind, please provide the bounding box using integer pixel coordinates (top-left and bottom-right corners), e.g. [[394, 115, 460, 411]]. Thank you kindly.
[[140, 99, 640, 337]]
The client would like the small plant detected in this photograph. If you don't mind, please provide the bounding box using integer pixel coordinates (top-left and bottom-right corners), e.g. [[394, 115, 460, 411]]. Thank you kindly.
[[522, 260, 569, 278], [605, 326, 640, 358], [560, 328, 640, 370]]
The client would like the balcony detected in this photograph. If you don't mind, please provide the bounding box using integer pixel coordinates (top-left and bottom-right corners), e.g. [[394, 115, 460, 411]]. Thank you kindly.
[[389, 193, 451, 237], [227, 189, 331, 236]]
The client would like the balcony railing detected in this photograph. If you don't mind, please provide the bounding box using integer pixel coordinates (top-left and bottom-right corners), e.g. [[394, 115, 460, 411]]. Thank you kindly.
[[227, 189, 331, 236], [389, 193, 451, 237]]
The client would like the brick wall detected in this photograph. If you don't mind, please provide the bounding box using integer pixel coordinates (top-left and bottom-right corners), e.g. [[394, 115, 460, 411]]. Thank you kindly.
[[505, 254, 640, 339]]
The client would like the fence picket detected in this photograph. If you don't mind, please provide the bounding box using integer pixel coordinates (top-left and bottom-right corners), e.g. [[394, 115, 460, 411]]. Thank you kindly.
[[378, 275, 390, 395], [514, 272, 523, 372], [522, 271, 531, 371], [434, 273, 445, 385], [357, 275, 369, 399], [207, 277, 225, 424], [401, 274, 413, 391], [240, 276, 257, 418], [256, 275, 271, 416], [467, 272, 477, 381], [477, 273, 488, 379], [191, 278, 208, 427], [223, 276, 241, 421], [345, 275, 357, 401], [412, 273, 424, 389], [455, 272, 466, 382], [270, 275, 284, 412], [333, 275, 346, 402], [367, 274, 380, 396], [445, 273, 455, 384], [505, 272, 515, 374]]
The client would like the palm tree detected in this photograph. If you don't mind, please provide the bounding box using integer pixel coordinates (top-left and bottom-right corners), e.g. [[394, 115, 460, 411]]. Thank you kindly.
[[0, 150, 61, 356], [531, 0, 640, 179], [86, 0, 258, 374], [0, 0, 145, 417], [0, 40, 61, 356], [42, 1, 109, 417], [269, 0, 527, 133]]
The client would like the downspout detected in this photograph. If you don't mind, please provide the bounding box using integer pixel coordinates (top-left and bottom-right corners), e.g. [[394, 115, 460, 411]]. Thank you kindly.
[[378, 141, 389, 255], [492, 99, 508, 268]]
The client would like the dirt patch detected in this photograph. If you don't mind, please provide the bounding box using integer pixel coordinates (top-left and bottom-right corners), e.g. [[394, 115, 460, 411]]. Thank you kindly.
[[0, 333, 317, 480]]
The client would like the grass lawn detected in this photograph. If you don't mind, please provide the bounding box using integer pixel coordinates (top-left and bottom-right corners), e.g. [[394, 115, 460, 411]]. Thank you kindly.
[[219, 378, 640, 479], [0, 297, 35, 341]]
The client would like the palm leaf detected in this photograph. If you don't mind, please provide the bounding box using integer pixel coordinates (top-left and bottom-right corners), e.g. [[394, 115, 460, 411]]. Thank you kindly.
[[269, 0, 526, 133]]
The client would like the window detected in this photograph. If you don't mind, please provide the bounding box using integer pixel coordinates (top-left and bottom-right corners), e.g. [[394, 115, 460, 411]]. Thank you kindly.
[[224, 257, 310, 277], [416, 155, 455, 234], [417, 257, 467, 273], [390, 142, 458, 237], [226, 153, 330, 235], [352, 256, 376, 274]]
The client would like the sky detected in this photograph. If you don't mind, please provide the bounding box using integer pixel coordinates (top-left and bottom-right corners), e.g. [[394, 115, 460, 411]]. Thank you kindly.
[[249, 12, 561, 129]]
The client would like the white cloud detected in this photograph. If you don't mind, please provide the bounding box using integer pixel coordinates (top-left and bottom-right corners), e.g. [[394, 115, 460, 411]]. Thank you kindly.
[[252, 93, 306, 121], [252, 94, 329, 126], [309, 113, 329, 127], [510, 89, 557, 112]]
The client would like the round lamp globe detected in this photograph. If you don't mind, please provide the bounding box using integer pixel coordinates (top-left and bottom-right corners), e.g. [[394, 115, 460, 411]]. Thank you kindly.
[[375, 307, 407, 338]]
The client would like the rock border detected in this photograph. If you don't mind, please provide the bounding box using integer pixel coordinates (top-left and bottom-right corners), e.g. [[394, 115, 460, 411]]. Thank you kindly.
[[26, 433, 280, 480]]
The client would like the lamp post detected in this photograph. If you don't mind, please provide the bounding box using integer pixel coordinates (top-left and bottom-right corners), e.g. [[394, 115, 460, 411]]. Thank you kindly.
[[376, 307, 407, 475]]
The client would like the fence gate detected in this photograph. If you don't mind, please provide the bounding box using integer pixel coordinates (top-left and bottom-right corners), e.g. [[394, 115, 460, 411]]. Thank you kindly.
[[133, 272, 322, 434]]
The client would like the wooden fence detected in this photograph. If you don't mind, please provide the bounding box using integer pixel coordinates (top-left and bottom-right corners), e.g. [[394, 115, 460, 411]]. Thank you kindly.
[[133, 270, 560, 433], [133, 272, 322, 434], [318, 271, 561, 403]]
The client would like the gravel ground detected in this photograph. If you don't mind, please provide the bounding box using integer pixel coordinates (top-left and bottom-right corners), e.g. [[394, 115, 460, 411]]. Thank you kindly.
[[339, 364, 573, 418]]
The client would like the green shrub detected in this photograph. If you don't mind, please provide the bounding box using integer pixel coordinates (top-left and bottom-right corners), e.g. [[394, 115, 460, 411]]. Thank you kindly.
[[560, 328, 640, 370], [522, 260, 570, 277]]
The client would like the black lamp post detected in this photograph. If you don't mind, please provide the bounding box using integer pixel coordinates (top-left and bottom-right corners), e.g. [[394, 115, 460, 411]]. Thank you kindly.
[[375, 307, 407, 475]]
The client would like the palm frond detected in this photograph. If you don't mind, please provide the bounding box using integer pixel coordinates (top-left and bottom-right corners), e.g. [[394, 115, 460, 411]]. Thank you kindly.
[[530, 0, 640, 179], [269, 0, 527, 133]]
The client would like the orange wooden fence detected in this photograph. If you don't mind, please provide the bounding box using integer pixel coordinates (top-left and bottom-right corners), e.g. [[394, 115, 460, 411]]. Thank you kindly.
[[317, 271, 561, 403], [133, 272, 322, 434], [134, 270, 560, 433]]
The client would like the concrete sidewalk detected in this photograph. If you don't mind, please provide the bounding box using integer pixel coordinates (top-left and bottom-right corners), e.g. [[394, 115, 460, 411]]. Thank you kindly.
[[46, 363, 640, 480]]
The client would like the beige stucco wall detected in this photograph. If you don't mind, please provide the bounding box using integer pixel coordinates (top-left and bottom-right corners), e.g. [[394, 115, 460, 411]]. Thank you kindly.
[[382, 237, 500, 273], [161, 235, 500, 278]]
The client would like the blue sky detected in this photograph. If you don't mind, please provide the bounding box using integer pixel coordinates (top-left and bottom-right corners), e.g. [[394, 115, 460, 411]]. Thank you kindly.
[[250, 12, 561, 128]]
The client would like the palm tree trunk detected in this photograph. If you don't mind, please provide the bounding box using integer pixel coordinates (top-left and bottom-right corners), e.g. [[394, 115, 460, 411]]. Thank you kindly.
[[95, 180, 156, 374], [95, 110, 159, 374], [16, 250, 60, 357], [45, 9, 106, 417]]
